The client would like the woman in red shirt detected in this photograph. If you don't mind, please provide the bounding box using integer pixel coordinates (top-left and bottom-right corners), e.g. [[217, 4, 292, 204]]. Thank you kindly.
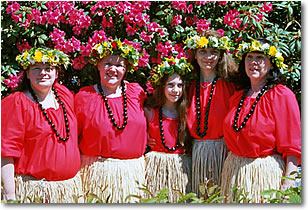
[[75, 38, 148, 203], [1, 48, 82, 203], [221, 38, 301, 203], [144, 56, 192, 202], [185, 30, 238, 196]]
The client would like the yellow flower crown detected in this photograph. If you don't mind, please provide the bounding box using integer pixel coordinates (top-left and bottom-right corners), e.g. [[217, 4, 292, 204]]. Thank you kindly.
[[16, 48, 70, 70], [148, 56, 193, 88], [235, 39, 287, 69], [184, 35, 230, 50], [90, 38, 143, 73]]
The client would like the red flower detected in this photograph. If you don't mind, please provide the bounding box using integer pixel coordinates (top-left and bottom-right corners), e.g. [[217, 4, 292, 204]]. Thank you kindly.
[[111, 41, 118, 49]]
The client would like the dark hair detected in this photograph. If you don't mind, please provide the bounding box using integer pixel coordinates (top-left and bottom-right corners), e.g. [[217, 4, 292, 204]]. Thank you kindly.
[[188, 30, 238, 82], [15, 65, 63, 92], [144, 73, 192, 154], [232, 38, 285, 90]]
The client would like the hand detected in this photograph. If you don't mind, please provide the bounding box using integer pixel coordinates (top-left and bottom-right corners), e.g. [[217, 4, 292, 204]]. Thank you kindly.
[[281, 178, 296, 190], [147, 135, 156, 148]]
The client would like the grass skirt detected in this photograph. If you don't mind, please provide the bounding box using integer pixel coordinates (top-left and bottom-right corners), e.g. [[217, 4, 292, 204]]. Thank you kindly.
[[192, 138, 229, 197], [80, 155, 145, 203], [221, 153, 285, 203], [144, 151, 192, 203], [14, 172, 83, 203]]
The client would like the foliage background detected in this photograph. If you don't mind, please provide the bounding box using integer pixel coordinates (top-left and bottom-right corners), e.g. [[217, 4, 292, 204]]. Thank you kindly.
[[1, 1, 301, 103]]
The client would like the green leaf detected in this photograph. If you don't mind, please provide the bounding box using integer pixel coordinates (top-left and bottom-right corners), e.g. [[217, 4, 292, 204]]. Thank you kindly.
[[177, 193, 197, 203], [40, 34, 48, 40], [156, 11, 165, 16]]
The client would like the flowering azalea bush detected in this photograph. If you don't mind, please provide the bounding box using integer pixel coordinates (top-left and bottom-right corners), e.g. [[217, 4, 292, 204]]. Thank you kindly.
[[1, 1, 301, 101]]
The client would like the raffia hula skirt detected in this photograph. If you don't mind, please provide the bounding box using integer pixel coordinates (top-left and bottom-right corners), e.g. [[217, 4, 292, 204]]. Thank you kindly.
[[144, 151, 192, 203], [221, 153, 285, 203], [192, 138, 229, 197], [14, 172, 83, 203], [80, 155, 146, 203]]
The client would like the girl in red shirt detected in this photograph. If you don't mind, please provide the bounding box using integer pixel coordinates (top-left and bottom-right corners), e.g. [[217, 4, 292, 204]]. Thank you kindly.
[[1, 48, 82, 203], [75, 38, 148, 203], [185, 30, 238, 196], [144, 56, 193, 202], [221, 38, 301, 203]]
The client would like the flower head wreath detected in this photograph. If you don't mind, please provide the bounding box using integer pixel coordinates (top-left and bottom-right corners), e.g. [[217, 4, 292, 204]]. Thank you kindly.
[[148, 56, 193, 88], [16, 48, 70, 70], [90, 38, 144, 73], [184, 34, 230, 51], [235, 39, 287, 69]]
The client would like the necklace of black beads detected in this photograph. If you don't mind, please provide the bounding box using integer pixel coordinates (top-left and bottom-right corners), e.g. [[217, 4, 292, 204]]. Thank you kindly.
[[195, 76, 219, 138], [159, 107, 180, 151], [29, 85, 70, 142], [232, 84, 268, 132], [97, 81, 128, 130]]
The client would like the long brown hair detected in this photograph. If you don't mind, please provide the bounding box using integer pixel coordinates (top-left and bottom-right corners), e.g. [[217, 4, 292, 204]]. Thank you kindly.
[[188, 30, 238, 81], [144, 73, 192, 153]]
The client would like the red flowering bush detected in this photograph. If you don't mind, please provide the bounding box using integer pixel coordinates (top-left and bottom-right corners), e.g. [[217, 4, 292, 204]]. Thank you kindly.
[[1, 1, 301, 101]]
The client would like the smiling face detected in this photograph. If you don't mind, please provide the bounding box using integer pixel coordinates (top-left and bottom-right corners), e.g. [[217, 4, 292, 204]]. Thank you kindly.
[[164, 73, 184, 105], [195, 47, 220, 72], [98, 55, 127, 88], [27, 62, 58, 90], [245, 52, 272, 84]]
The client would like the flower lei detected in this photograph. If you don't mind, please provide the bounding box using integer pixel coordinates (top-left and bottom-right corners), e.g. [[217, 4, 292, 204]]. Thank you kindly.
[[235, 39, 287, 69], [16, 48, 70, 70], [148, 56, 193, 88], [184, 35, 230, 51], [90, 38, 143, 73]]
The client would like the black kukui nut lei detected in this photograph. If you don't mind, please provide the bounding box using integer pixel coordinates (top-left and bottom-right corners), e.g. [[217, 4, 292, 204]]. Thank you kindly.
[[232, 84, 268, 132], [29, 86, 70, 142], [159, 107, 180, 151], [195, 76, 219, 138], [97, 80, 128, 130]]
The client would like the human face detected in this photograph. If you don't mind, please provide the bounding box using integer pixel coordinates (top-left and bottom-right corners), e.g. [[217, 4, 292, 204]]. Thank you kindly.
[[98, 55, 127, 88], [27, 63, 58, 90], [245, 52, 272, 83], [195, 48, 220, 72], [164, 73, 184, 105]]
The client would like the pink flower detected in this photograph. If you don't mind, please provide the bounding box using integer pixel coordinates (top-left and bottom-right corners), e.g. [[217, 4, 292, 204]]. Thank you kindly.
[[126, 23, 137, 36], [72, 56, 87, 70], [138, 49, 150, 67], [218, 1, 228, 6], [217, 29, 225, 37], [197, 19, 210, 32], [16, 40, 32, 53], [4, 72, 23, 90], [186, 16, 195, 26], [140, 31, 153, 42], [146, 82, 154, 94], [151, 54, 162, 64], [172, 1, 187, 13], [101, 16, 113, 29], [260, 2, 273, 13], [6, 2, 20, 14], [171, 15, 182, 26]]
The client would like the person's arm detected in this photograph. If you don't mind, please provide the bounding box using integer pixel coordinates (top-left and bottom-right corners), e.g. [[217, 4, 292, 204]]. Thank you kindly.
[[1, 157, 16, 201], [281, 155, 299, 190], [144, 107, 156, 148]]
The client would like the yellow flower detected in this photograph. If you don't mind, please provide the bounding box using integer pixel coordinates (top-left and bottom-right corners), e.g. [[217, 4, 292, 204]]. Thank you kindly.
[[276, 55, 284, 62], [34, 51, 43, 62], [197, 37, 209, 48], [250, 40, 262, 51], [268, 46, 278, 57], [23, 51, 28, 61]]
